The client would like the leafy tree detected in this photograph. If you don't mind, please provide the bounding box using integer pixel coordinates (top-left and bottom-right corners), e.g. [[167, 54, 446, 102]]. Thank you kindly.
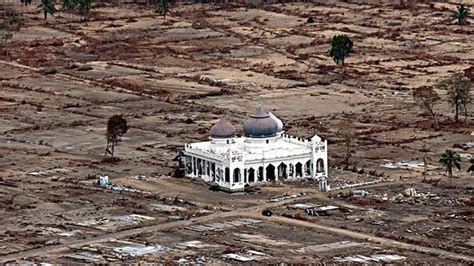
[[437, 73, 471, 123], [0, 17, 23, 54], [439, 149, 461, 180], [413, 87, 441, 129], [104, 115, 129, 159], [336, 118, 355, 167], [453, 4, 470, 24], [156, 0, 170, 19], [467, 157, 474, 174], [329, 34, 353, 66], [38, 0, 57, 20]]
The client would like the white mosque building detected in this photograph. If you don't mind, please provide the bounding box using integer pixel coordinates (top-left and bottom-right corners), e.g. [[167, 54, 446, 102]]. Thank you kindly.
[[182, 105, 328, 192]]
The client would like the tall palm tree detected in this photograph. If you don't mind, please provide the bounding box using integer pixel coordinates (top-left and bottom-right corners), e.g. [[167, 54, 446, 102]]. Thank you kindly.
[[453, 4, 470, 24], [38, 0, 56, 20], [468, 157, 474, 174], [439, 149, 461, 180]]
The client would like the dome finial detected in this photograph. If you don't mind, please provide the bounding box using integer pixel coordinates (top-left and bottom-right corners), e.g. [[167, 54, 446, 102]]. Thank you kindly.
[[257, 102, 262, 112]]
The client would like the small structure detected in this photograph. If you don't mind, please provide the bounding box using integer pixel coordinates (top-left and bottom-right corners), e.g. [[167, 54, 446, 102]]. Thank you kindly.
[[182, 104, 328, 192]]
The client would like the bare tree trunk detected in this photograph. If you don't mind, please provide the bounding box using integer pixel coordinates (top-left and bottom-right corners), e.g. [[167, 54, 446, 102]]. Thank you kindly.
[[455, 104, 459, 123], [463, 104, 468, 123]]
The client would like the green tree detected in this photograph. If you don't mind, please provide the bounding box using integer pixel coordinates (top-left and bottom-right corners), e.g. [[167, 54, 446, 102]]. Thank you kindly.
[[0, 17, 24, 54], [439, 149, 461, 180], [453, 4, 470, 24], [38, 0, 57, 20], [437, 73, 471, 123], [329, 34, 353, 66], [413, 87, 441, 129], [104, 115, 129, 159], [156, 0, 170, 19], [467, 157, 474, 174]]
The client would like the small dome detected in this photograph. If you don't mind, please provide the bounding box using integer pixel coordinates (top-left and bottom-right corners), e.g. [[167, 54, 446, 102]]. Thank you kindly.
[[210, 119, 235, 139], [243, 105, 278, 138], [269, 112, 283, 133]]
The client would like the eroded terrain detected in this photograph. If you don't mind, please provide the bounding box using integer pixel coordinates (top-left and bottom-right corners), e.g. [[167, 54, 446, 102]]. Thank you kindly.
[[0, 1, 473, 263]]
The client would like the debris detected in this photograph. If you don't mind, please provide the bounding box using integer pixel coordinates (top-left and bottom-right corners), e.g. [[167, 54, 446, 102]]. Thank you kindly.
[[269, 192, 306, 202], [98, 176, 110, 187], [295, 241, 362, 253], [351, 190, 369, 197], [306, 206, 339, 216], [27, 168, 70, 177], [381, 160, 437, 170], [335, 254, 406, 263], [151, 203, 188, 213], [287, 203, 316, 210], [113, 244, 169, 257], [176, 240, 219, 249], [222, 250, 266, 262], [62, 252, 103, 263]]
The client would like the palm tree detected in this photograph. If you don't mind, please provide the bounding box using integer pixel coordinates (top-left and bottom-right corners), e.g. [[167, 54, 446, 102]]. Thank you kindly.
[[38, 0, 56, 20], [439, 150, 461, 181], [453, 4, 470, 25], [468, 157, 474, 174], [156, 0, 170, 19]]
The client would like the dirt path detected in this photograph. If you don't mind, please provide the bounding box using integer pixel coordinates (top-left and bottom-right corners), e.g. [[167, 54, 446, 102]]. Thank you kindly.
[[245, 212, 474, 263]]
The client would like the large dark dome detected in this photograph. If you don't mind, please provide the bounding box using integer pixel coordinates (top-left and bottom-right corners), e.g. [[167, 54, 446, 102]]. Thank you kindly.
[[210, 119, 235, 139], [243, 106, 278, 138]]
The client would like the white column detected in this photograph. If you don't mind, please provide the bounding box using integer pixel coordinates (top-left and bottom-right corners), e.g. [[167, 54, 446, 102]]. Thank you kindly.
[[190, 156, 195, 177], [274, 166, 278, 181]]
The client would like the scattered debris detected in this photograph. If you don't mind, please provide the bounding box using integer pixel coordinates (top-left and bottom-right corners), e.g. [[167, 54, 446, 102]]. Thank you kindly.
[[295, 241, 362, 253], [381, 160, 437, 170], [334, 254, 406, 263], [113, 244, 169, 257], [287, 203, 316, 210], [306, 206, 339, 216], [222, 250, 266, 262], [27, 168, 70, 177], [176, 240, 219, 249], [98, 175, 110, 187], [269, 192, 306, 202]]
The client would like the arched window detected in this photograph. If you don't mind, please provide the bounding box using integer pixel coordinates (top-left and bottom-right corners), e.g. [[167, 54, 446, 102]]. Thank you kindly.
[[225, 167, 230, 182]]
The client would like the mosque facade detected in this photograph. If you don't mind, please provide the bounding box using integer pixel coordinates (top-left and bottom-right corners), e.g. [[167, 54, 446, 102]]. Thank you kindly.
[[182, 105, 328, 191]]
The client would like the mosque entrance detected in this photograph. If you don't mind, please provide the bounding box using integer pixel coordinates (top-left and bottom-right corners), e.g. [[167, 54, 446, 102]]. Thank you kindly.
[[266, 164, 276, 181], [277, 163, 288, 179]]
